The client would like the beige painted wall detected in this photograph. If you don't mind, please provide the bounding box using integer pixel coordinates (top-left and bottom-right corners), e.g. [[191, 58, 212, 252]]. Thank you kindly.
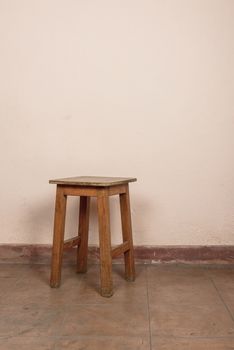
[[0, 0, 234, 246]]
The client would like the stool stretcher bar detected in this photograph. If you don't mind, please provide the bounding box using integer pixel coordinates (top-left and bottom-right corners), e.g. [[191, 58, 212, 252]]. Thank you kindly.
[[111, 241, 130, 259], [64, 239, 131, 259], [63, 236, 81, 248]]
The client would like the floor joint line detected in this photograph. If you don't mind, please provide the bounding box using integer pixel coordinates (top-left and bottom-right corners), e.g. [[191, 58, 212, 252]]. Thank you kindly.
[[210, 277, 234, 324], [146, 266, 153, 350]]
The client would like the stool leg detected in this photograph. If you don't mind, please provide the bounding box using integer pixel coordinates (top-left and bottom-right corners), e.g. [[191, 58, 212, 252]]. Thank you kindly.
[[77, 196, 90, 273], [97, 191, 113, 297], [50, 185, 67, 288], [120, 185, 135, 281]]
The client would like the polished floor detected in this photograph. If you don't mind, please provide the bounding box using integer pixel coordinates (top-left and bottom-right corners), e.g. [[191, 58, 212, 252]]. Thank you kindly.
[[0, 263, 234, 349]]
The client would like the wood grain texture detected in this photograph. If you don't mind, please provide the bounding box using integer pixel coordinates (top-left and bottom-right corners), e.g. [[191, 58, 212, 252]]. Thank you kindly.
[[107, 184, 127, 196], [49, 176, 137, 187], [61, 184, 127, 197], [97, 189, 113, 297], [50, 185, 67, 288], [62, 186, 98, 197], [77, 196, 90, 273], [120, 185, 135, 281]]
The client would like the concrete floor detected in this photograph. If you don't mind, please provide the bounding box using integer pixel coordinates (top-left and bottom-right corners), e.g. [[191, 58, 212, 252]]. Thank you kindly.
[[0, 264, 234, 349]]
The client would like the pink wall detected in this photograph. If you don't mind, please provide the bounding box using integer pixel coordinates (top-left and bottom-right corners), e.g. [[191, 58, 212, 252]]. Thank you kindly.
[[0, 0, 234, 245]]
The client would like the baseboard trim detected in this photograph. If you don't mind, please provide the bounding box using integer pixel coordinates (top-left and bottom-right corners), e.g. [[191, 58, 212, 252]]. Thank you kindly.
[[0, 244, 234, 264]]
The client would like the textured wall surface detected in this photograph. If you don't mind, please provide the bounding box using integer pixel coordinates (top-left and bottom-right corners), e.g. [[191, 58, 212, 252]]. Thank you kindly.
[[0, 0, 234, 245]]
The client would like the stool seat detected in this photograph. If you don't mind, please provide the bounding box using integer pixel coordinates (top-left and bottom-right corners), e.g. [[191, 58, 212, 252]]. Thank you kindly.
[[49, 175, 136, 297], [49, 176, 137, 187]]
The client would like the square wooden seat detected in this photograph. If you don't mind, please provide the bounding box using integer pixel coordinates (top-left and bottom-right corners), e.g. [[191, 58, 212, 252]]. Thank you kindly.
[[49, 176, 137, 297]]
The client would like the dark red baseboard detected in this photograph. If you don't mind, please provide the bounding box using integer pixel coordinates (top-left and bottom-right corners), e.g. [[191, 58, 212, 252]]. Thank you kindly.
[[0, 244, 234, 265]]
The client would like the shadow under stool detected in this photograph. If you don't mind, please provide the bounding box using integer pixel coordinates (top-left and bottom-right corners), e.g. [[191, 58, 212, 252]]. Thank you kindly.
[[49, 176, 137, 297]]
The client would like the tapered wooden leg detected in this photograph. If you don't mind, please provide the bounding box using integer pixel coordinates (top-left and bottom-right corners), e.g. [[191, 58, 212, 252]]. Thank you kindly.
[[50, 185, 67, 288], [120, 185, 135, 281], [77, 196, 90, 273], [97, 190, 113, 297]]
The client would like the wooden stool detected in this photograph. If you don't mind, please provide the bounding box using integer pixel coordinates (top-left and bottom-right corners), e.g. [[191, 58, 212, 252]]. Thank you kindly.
[[49, 176, 137, 297]]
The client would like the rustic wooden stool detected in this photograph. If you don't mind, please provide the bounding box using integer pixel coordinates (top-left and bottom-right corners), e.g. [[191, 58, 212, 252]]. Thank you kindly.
[[49, 176, 137, 297]]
